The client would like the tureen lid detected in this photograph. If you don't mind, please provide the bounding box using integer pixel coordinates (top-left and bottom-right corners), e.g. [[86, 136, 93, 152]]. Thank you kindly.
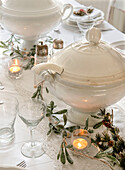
[[50, 28, 125, 85], [1, 0, 61, 16]]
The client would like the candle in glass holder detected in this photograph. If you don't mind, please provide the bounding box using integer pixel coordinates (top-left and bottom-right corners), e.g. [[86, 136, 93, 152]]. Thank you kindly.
[[72, 129, 91, 151], [8, 58, 23, 79], [73, 138, 88, 150]]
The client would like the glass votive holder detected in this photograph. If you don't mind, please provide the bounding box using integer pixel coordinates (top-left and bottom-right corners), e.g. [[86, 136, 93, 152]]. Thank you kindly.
[[8, 58, 23, 79], [71, 129, 91, 153]]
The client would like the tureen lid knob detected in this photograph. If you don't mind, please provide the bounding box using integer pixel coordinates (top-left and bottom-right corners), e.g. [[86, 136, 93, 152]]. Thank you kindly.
[[86, 27, 101, 44]]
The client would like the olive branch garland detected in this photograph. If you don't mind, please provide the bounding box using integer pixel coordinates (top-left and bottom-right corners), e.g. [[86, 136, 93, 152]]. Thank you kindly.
[[43, 101, 125, 169]]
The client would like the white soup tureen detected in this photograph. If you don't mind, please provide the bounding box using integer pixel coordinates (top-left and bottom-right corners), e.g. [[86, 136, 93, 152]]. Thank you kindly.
[[32, 28, 125, 126]]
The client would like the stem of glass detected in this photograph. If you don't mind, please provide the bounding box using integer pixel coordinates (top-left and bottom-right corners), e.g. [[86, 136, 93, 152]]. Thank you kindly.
[[30, 128, 36, 147]]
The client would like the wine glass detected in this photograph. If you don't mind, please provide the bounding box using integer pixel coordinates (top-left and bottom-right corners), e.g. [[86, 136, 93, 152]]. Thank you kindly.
[[77, 18, 94, 38], [73, 18, 94, 43], [18, 99, 46, 158]]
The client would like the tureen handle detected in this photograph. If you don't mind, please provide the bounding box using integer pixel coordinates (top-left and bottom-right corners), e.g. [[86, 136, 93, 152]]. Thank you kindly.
[[62, 4, 73, 22], [32, 63, 64, 75]]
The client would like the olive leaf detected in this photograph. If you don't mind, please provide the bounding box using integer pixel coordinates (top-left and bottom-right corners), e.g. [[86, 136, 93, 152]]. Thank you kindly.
[[53, 109, 67, 115], [88, 129, 94, 133], [47, 129, 51, 136], [65, 147, 73, 164], [63, 114, 67, 126], [84, 118, 89, 130], [52, 115, 60, 123], [95, 148, 113, 158], [57, 153, 60, 160], [32, 92, 37, 98], [91, 115, 102, 119], [61, 146, 66, 164], [46, 87, 49, 93], [93, 121, 103, 129], [66, 144, 73, 149], [10, 51, 14, 56], [56, 124, 64, 130], [98, 108, 106, 116], [106, 155, 120, 165], [66, 126, 80, 133], [3, 50, 9, 54]]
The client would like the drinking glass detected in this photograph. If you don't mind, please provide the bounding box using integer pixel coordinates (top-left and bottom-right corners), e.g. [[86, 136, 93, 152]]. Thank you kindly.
[[0, 92, 18, 148], [77, 18, 94, 38], [0, 65, 4, 90], [0, 82, 4, 90], [18, 99, 46, 158]]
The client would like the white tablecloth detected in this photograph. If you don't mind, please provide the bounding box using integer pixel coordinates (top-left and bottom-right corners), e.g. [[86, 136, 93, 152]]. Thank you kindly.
[[0, 0, 125, 170]]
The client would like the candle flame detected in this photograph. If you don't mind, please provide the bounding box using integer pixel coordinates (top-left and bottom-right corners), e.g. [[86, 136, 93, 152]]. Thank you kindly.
[[73, 138, 88, 150], [78, 142, 82, 148], [9, 66, 21, 73], [13, 59, 20, 66]]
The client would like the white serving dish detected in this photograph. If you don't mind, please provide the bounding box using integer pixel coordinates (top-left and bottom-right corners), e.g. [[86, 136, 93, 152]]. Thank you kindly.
[[32, 27, 125, 126], [0, 0, 73, 50]]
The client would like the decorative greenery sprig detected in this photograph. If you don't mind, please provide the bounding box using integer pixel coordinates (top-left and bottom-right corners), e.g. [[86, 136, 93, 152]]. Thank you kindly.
[[0, 34, 53, 70], [45, 101, 81, 164], [0, 35, 24, 57], [32, 84, 43, 100], [91, 109, 125, 169]]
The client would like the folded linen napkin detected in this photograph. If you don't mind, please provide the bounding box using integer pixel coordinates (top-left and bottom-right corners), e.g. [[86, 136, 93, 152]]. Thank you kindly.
[[69, 6, 102, 22]]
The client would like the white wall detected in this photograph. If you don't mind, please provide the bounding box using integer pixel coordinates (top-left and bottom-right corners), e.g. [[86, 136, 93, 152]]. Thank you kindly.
[[114, 0, 125, 11]]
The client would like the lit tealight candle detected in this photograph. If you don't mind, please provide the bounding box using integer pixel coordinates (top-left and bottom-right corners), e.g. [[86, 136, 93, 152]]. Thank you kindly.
[[8, 58, 23, 79], [9, 66, 21, 73], [9, 59, 21, 73], [73, 138, 88, 150]]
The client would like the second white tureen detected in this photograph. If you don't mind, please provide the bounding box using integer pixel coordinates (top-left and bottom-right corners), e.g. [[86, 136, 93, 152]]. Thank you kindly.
[[32, 27, 125, 126], [0, 0, 73, 49]]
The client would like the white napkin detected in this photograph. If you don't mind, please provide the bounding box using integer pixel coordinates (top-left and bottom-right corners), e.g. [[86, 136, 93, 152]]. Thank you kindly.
[[89, 11, 101, 19], [69, 7, 103, 22]]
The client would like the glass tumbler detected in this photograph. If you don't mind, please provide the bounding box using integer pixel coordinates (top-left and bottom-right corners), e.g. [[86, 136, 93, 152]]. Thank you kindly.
[[0, 93, 18, 149]]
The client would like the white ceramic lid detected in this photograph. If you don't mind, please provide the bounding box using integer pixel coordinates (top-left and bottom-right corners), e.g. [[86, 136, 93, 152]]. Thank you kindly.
[[1, 0, 61, 16], [50, 28, 125, 85]]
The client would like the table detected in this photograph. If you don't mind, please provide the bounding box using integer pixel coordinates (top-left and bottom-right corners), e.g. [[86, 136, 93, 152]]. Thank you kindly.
[[0, 0, 125, 170]]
